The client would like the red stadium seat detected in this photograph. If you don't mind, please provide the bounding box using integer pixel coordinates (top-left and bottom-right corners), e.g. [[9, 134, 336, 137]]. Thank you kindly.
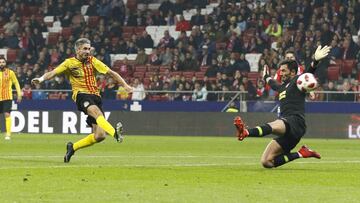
[[200, 66, 208, 72], [61, 27, 72, 39], [135, 65, 147, 72], [135, 26, 146, 34], [122, 26, 134, 34], [133, 71, 145, 78], [6, 49, 18, 63], [195, 72, 205, 80], [171, 71, 182, 76], [148, 65, 159, 72], [247, 72, 260, 81], [183, 71, 195, 80], [47, 32, 59, 45], [342, 60, 356, 76], [327, 65, 340, 81], [159, 65, 170, 72], [29, 6, 39, 15]]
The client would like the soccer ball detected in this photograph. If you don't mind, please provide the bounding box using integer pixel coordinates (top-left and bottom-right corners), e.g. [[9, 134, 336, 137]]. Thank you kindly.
[[296, 73, 318, 92]]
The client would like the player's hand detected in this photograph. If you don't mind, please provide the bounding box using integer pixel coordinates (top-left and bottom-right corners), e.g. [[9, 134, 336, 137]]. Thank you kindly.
[[314, 45, 331, 61], [262, 64, 270, 82], [31, 78, 41, 85]]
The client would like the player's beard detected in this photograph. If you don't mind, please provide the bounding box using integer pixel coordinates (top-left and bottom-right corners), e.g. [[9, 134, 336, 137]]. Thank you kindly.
[[0, 66, 4, 71]]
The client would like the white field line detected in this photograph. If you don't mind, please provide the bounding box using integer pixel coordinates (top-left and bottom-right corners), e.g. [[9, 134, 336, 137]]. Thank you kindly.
[[0, 155, 255, 159], [0, 159, 360, 170]]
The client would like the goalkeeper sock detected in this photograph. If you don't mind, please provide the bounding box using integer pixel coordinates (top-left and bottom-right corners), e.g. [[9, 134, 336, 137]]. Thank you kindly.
[[247, 124, 272, 137], [96, 115, 115, 137], [73, 133, 97, 151], [5, 117, 11, 137], [273, 152, 300, 167]]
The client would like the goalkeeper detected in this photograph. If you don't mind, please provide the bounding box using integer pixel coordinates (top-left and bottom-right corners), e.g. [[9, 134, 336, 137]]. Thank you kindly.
[[234, 45, 331, 168]]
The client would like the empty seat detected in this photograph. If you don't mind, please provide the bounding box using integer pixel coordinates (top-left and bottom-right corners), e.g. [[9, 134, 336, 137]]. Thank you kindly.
[[47, 32, 59, 45], [327, 65, 340, 81], [6, 49, 18, 63], [342, 60, 356, 76], [135, 65, 147, 72], [61, 27, 72, 39]]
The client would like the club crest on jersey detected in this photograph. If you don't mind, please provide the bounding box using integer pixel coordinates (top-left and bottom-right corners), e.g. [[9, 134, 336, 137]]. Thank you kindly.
[[83, 101, 90, 108]]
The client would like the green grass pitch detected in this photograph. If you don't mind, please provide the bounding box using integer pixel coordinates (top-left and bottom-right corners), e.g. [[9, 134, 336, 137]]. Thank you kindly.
[[0, 134, 360, 202]]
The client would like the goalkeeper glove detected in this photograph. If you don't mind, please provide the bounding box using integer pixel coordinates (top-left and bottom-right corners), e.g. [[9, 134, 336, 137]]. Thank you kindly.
[[314, 45, 331, 61]]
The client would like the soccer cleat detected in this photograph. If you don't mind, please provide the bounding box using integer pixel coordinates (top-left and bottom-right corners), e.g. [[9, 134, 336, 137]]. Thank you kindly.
[[64, 142, 75, 163], [234, 116, 249, 141], [114, 122, 124, 143], [298, 145, 321, 159], [5, 136, 11, 140]]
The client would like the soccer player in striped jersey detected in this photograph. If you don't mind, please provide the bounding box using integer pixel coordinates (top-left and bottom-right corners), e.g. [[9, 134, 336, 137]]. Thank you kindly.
[[0, 57, 22, 140], [32, 38, 133, 163]]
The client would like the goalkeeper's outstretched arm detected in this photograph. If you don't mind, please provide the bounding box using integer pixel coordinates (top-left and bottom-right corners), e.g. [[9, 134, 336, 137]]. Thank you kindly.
[[307, 45, 331, 74], [263, 64, 281, 91]]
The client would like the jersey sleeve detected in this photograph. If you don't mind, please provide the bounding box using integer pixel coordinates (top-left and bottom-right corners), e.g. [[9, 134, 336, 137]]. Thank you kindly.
[[54, 59, 69, 74], [91, 57, 110, 74], [10, 71, 21, 96]]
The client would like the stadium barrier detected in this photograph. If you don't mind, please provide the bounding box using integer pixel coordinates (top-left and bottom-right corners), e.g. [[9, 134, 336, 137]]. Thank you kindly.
[[1, 111, 359, 139]]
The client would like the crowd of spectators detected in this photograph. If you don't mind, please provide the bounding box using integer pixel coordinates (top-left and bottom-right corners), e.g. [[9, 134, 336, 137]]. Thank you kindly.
[[1, 0, 360, 102]]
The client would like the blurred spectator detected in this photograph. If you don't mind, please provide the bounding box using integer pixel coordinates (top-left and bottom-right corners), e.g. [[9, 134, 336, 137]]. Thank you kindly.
[[158, 30, 175, 48], [176, 15, 191, 31], [198, 45, 212, 66], [323, 81, 338, 101], [131, 78, 146, 101], [338, 80, 355, 101], [3, 14, 19, 35], [159, 47, 173, 66], [265, 17, 282, 38], [190, 8, 205, 26], [32, 83, 47, 100], [103, 78, 118, 99], [137, 31, 154, 48], [22, 83, 32, 100], [180, 52, 198, 71], [192, 81, 207, 101], [135, 48, 148, 65]]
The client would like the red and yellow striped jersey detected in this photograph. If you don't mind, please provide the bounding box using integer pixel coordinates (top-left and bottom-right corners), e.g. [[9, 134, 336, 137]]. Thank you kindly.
[[0, 68, 21, 101], [54, 56, 110, 101]]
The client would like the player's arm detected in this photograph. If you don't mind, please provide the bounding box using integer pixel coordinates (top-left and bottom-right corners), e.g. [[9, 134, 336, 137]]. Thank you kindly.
[[10, 72, 22, 102], [262, 64, 281, 91], [107, 69, 133, 92], [307, 45, 331, 74], [31, 61, 68, 85], [92, 57, 133, 92]]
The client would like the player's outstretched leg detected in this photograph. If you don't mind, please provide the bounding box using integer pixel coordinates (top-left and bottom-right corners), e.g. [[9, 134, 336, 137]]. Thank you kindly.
[[298, 145, 321, 159], [113, 122, 124, 143], [273, 145, 321, 167], [234, 117, 273, 141], [64, 142, 75, 163]]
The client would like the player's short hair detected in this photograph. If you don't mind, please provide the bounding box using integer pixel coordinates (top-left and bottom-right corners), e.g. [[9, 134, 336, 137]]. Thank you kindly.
[[279, 59, 298, 72], [74, 38, 91, 50]]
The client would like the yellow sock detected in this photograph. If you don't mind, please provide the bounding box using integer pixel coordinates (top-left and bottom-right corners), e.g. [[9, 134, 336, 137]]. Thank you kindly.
[[96, 115, 115, 137], [5, 117, 11, 137], [73, 133, 97, 151]]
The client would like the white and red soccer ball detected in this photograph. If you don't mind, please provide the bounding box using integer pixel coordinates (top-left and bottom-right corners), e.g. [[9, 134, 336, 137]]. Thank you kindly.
[[296, 73, 318, 92]]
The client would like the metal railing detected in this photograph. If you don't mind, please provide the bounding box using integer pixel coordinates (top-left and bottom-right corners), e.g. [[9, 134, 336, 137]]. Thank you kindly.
[[18, 89, 360, 102]]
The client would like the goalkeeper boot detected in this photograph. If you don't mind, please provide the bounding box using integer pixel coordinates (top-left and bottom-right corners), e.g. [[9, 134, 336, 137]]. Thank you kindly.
[[234, 116, 248, 141], [298, 145, 321, 159], [114, 122, 124, 143], [64, 142, 75, 163]]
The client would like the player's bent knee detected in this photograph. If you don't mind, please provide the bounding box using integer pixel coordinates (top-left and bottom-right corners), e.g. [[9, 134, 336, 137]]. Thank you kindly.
[[261, 160, 274, 168], [95, 134, 106, 142]]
